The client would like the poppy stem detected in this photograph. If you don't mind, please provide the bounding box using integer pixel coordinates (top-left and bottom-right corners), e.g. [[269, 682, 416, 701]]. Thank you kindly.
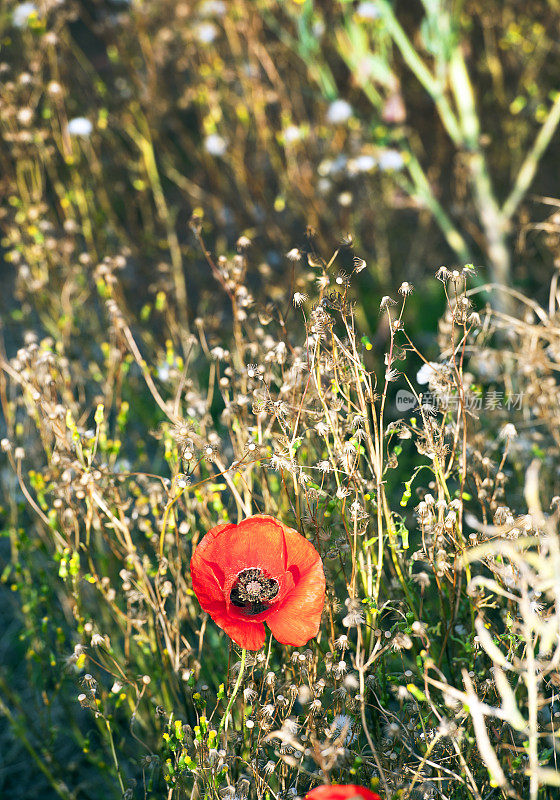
[[219, 648, 247, 735]]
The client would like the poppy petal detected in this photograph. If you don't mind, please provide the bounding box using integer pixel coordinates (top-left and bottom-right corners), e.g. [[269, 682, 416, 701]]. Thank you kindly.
[[281, 520, 324, 575], [190, 549, 226, 610], [266, 558, 325, 646], [191, 560, 265, 650], [209, 611, 266, 650], [195, 515, 290, 583], [305, 786, 381, 800], [192, 521, 235, 558]]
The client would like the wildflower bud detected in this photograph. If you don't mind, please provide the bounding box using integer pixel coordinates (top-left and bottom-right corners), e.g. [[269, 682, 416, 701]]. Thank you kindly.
[[298, 686, 311, 704], [246, 363, 259, 379], [443, 511, 456, 528], [83, 676, 97, 695], [417, 501, 429, 518], [17, 107, 34, 126], [1, 438, 11, 452], [236, 235, 251, 252], [392, 632, 413, 650], [309, 698, 322, 714], [382, 90, 406, 123], [189, 214, 203, 235], [335, 272, 350, 286], [14, 447, 25, 460], [468, 311, 481, 326]]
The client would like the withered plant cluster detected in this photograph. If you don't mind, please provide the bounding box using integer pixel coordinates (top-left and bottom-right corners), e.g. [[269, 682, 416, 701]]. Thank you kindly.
[[1, 2, 560, 800], [2, 219, 560, 799]]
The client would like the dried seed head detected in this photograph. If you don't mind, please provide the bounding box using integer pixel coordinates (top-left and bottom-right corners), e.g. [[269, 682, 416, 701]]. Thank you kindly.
[[236, 235, 251, 252], [380, 295, 396, 311], [352, 256, 367, 273], [499, 423, 518, 440]]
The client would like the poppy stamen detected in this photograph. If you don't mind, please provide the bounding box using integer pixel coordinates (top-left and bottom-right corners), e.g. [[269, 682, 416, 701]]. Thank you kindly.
[[230, 568, 279, 616]]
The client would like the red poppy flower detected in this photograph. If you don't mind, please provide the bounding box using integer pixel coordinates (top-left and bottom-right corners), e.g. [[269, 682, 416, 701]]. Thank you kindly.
[[305, 786, 381, 800], [190, 514, 325, 650]]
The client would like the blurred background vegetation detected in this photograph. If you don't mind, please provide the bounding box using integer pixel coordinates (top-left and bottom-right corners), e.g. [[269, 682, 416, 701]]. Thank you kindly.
[[2, 0, 560, 330], [1, 0, 560, 798]]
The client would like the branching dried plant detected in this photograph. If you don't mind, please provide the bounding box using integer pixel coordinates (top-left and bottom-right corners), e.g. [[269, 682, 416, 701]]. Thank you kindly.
[[2, 216, 560, 798]]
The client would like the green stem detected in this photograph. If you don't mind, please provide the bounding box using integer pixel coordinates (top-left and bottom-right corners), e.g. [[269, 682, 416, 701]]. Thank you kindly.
[[404, 154, 473, 264], [219, 648, 247, 735], [130, 113, 190, 336], [105, 718, 126, 796], [373, 0, 462, 144], [502, 92, 560, 221], [448, 50, 512, 290]]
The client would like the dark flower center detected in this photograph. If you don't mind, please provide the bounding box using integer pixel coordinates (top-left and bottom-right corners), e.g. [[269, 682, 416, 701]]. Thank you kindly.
[[230, 568, 279, 616]]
